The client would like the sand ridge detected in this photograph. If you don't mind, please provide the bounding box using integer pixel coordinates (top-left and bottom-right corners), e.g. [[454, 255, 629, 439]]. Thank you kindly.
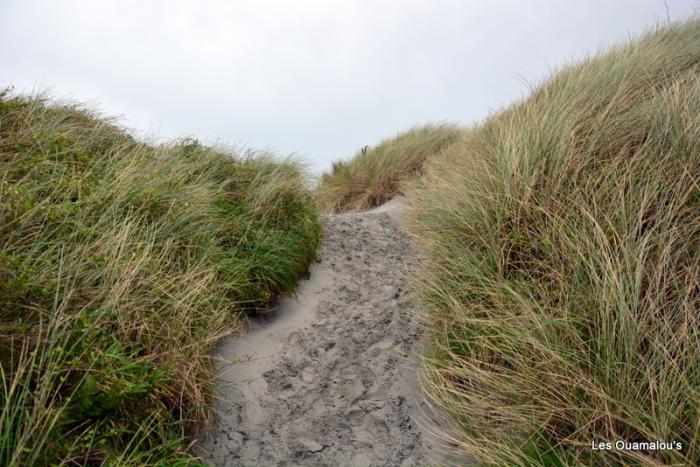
[[198, 199, 460, 466]]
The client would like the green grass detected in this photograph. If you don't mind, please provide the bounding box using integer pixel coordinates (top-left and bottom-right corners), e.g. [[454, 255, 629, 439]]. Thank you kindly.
[[403, 19, 700, 465], [315, 124, 462, 212], [0, 90, 321, 465]]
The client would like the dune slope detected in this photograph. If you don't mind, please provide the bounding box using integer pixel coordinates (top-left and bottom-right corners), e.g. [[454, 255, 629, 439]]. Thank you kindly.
[[405, 19, 700, 465], [0, 91, 320, 464]]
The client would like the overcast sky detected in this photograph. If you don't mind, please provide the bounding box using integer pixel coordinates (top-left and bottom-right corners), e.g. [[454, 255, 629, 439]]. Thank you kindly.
[[1, 1, 698, 173]]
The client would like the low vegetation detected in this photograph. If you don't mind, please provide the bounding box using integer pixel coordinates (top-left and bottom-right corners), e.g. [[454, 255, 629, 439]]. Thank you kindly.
[[0, 91, 320, 465], [404, 20, 700, 465], [315, 124, 462, 212]]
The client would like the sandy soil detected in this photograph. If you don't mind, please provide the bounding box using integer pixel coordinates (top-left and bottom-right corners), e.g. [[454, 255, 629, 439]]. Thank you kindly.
[[197, 198, 464, 466]]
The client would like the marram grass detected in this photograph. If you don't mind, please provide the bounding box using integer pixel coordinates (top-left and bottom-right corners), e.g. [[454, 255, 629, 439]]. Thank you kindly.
[[0, 91, 320, 465], [316, 123, 462, 213], [405, 19, 700, 465]]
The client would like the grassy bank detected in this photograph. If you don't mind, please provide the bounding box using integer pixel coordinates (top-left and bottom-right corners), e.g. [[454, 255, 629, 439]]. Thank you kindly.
[[0, 91, 321, 465], [405, 20, 700, 465], [315, 124, 462, 212]]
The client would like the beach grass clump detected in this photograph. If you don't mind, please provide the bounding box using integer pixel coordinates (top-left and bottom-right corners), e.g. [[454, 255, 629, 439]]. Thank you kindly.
[[406, 19, 700, 465], [316, 124, 462, 212], [0, 90, 320, 465]]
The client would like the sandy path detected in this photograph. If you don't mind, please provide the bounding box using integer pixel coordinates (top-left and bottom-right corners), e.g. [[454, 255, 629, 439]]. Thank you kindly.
[[198, 200, 459, 466]]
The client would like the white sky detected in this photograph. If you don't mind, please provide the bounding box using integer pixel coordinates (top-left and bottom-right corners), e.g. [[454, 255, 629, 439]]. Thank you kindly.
[[1, 0, 698, 173]]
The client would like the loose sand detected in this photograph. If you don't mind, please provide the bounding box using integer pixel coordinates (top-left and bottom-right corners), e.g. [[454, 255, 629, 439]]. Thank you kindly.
[[197, 198, 464, 466]]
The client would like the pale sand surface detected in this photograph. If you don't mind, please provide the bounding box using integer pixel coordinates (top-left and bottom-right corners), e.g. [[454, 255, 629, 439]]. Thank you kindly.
[[197, 198, 467, 466]]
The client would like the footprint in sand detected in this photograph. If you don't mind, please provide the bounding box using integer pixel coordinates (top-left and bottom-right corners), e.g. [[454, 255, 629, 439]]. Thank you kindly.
[[197, 198, 467, 466]]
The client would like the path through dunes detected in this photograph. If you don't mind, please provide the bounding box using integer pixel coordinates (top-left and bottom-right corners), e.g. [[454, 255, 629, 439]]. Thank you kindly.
[[198, 199, 460, 466]]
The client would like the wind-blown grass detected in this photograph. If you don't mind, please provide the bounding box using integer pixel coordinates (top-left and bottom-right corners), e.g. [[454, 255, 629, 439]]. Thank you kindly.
[[316, 124, 462, 212], [405, 19, 700, 465], [0, 91, 321, 465]]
